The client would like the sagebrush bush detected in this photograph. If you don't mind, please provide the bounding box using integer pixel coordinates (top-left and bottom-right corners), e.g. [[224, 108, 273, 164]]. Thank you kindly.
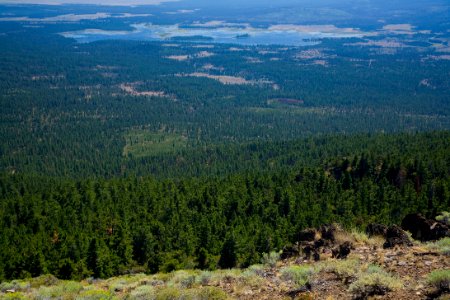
[[320, 259, 360, 282], [76, 289, 113, 300], [0, 280, 30, 293], [348, 265, 402, 299], [280, 266, 313, 287], [427, 269, 450, 292], [194, 287, 228, 300], [33, 281, 83, 299], [0, 292, 28, 300], [261, 251, 280, 268], [426, 238, 450, 256], [127, 285, 156, 300]]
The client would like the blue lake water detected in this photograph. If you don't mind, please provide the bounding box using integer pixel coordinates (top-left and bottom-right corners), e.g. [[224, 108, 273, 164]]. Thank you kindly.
[[61, 23, 362, 46]]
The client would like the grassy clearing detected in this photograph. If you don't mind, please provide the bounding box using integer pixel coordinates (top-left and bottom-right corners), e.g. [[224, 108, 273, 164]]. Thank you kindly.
[[123, 130, 187, 158]]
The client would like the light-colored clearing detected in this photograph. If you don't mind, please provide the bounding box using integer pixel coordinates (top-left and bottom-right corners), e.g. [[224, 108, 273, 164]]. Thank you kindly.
[[245, 57, 263, 63], [192, 44, 215, 49], [178, 73, 274, 87], [120, 83, 168, 97], [195, 51, 214, 58], [201, 64, 224, 71], [295, 49, 324, 59], [348, 39, 405, 48], [383, 24, 414, 32], [268, 24, 363, 35], [165, 55, 190, 61]]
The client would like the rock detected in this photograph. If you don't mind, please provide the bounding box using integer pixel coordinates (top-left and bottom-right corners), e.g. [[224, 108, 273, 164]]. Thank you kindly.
[[401, 213, 449, 241], [383, 225, 413, 248], [280, 245, 300, 260], [320, 224, 336, 242], [297, 228, 317, 242], [313, 251, 320, 261], [303, 244, 314, 259], [366, 223, 388, 237], [314, 238, 325, 249], [286, 283, 312, 298], [332, 241, 352, 259]]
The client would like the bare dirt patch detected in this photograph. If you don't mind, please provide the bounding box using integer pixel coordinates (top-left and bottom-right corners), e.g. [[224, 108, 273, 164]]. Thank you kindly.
[[177, 73, 275, 87], [195, 51, 214, 58], [120, 83, 172, 98], [165, 55, 190, 61]]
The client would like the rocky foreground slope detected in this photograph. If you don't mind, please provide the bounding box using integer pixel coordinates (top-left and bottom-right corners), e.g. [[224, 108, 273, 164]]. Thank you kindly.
[[1, 214, 449, 300]]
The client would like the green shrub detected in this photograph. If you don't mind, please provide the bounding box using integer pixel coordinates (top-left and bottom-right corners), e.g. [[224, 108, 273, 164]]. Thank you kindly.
[[436, 212, 450, 225], [320, 258, 360, 282], [0, 292, 28, 300], [261, 251, 280, 268], [34, 281, 83, 299], [195, 271, 212, 286], [427, 269, 450, 292], [29, 274, 59, 288], [195, 287, 228, 300], [241, 265, 264, 277], [348, 265, 402, 298], [0, 280, 30, 293], [127, 285, 156, 300], [155, 287, 180, 300], [426, 238, 450, 256], [280, 266, 313, 287], [167, 270, 199, 288], [75, 289, 113, 300]]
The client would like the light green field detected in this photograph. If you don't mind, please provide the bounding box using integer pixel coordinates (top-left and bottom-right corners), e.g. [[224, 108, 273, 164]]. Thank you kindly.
[[123, 130, 188, 158]]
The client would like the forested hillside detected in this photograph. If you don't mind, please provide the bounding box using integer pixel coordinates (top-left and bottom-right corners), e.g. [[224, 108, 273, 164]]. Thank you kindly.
[[1, 131, 449, 281], [1, 2, 449, 286]]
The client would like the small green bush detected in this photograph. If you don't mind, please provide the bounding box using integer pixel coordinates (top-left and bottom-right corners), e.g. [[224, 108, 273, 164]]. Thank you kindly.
[[427, 269, 450, 292], [241, 264, 265, 277], [127, 285, 156, 300], [261, 251, 280, 268], [426, 238, 450, 256], [155, 287, 180, 300], [348, 265, 402, 299], [195, 287, 228, 300], [280, 266, 313, 287], [167, 270, 199, 288], [195, 271, 212, 286], [320, 258, 360, 282], [0, 292, 28, 300], [29, 274, 59, 288], [34, 281, 83, 299], [436, 212, 450, 225], [0, 280, 30, 293], [75, 289, 113, 300]]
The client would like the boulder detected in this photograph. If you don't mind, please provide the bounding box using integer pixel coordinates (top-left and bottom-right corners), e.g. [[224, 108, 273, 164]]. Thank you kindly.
[[280, 245, 300, 260], [401, 213, 449, 241], [297, 228, 317, 242], [314, 238, 325, 249], [332, 241, 352, 259], [366, 223, 388, 237], [383, 225, 413, 248], [320, 224, 336, 242]]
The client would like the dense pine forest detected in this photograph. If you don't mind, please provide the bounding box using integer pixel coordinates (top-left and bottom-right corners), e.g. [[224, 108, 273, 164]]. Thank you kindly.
[[1, 1, 449, 284], [1, 131, 449, 281]]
